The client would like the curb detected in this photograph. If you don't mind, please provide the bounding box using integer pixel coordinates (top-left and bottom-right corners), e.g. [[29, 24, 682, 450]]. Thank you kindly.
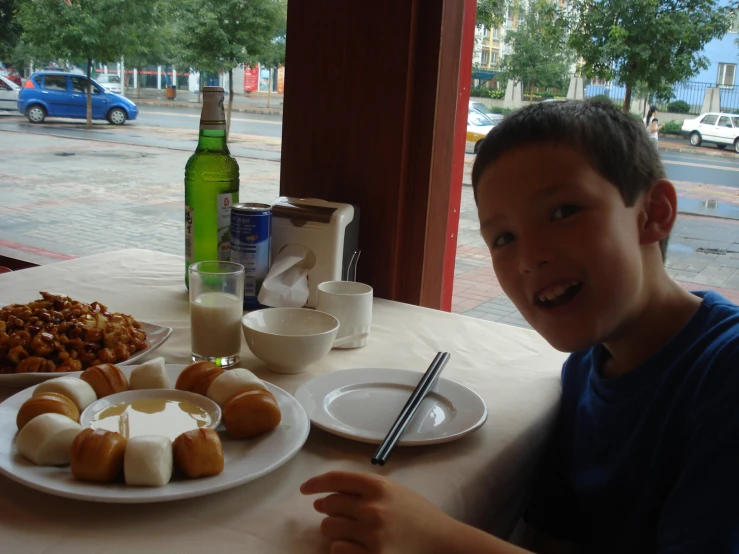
[[658, 141, 738, 159], [127, 98, 283, 116]]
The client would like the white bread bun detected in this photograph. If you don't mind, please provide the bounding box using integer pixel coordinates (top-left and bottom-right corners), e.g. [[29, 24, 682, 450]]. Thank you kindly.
[[33, 377, 97, 411], [129, 358, 170, 390], [124, 435, 173, 487], [16, 413, 83, 466], [206, 367, 267, 407]]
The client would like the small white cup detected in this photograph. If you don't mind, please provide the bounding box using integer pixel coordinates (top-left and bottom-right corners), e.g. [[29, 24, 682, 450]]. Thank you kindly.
[[316, 281, 373, 349]]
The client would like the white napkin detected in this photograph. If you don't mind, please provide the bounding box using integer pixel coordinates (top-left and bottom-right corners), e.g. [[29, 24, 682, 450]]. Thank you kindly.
[[257, 243, 314, 308]]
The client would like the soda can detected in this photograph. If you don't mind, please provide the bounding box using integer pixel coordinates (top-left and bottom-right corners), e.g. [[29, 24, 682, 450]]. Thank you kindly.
[[230, 203, 272, 310]]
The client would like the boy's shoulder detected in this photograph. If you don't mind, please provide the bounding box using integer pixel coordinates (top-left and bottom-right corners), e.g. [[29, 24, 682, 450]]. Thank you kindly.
[[562, 291, 739, 394]]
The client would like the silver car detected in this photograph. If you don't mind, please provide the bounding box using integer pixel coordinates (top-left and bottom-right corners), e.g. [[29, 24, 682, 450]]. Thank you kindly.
[[94, 74, 123, 94], [0, 74, 19, 111]]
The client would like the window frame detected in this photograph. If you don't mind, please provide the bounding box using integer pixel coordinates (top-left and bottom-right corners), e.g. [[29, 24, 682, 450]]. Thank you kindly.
[[717, 63, 736, 88], [42, 75, 69, 92]]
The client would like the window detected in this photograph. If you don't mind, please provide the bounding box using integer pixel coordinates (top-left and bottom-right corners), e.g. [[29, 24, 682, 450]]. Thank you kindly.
[[33, 75, 42, 86], [493, 28, 500, 41], [483, 26, 490, 38], [43, 75, 67, 91], [718, 116, 732, 128], [732, 116, 739, 128], [481, 50, 490, 66], [718, 63, 736, 87], [491, 52, 498, 66], [700, 114, 718, 125], [0, 80, 9, 91], [730, 9, 739, 33], [72, 77, 102, 94]]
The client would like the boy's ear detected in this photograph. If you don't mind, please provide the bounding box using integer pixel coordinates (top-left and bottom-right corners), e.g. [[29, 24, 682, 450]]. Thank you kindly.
[[638, 179, 677, 246]]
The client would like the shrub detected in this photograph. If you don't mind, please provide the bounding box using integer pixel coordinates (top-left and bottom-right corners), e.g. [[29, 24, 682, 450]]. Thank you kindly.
[[470, 88, 505, 100], [662, 120, 682, 135], [487, 106, 512, 115], [589, 94, 613, 104], [666, 100, 690, 114]]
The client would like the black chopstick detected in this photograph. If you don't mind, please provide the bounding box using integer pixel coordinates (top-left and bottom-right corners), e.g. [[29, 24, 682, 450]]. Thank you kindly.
[[371, 352, 451, 466]]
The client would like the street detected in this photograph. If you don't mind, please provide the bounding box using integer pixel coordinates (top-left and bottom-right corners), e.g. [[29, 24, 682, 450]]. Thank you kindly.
[[1, 107, 739, 327]]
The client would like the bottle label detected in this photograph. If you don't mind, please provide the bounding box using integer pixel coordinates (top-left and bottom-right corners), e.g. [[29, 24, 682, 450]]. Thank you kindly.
[[217, 193, 233, 261], [185, 205, 194, 262]]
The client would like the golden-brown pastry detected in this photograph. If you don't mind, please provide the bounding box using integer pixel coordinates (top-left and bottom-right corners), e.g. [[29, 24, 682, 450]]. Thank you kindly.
[[222, 389, 281, 439], [16, 392, 80, 430], [80, 364, 129, 398], [70, 428, 127, 483], [175, 361, 224, 397], [172, 428, 224, 478]]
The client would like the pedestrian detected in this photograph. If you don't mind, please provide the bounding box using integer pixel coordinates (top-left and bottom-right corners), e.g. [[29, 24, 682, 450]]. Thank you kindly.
[[300, 100, 739, 553], [644, 105, 664, 149]]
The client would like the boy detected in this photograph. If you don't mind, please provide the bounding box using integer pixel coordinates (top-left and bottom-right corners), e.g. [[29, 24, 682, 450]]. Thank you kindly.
[[300, 100, 739, 553]]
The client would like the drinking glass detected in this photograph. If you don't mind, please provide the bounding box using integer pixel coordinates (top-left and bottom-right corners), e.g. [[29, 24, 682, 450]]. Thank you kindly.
[[189, 261, 245, 367]]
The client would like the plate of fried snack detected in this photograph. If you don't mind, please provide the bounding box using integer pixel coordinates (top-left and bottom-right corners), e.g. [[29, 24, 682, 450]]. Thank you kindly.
[[0, 359, 310, 502], [0, 292, 173, 387]]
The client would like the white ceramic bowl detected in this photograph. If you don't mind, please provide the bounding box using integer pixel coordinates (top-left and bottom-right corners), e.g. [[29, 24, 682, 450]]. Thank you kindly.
[[80, 389, 222, 432], [241, 308, 340, 374]]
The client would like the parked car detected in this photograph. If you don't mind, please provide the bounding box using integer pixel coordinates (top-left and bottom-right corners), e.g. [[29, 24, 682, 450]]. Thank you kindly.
[[0, 67, 22, 86], [469, 101, 505, 124], [0, 74, 20, 111], [467, 109, 496, 153], [94, 73, 122, 94], [681, 112, 739, 153], [18, 71, 138, 125]]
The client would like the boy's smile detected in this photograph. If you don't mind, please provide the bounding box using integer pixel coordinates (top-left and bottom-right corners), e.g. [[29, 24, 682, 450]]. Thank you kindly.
[[476, 143, 650, 353]]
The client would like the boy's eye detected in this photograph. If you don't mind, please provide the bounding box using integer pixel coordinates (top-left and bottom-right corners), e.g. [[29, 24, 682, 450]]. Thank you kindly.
[[551, 205, 581, 221], [492, 232, 514, 248]]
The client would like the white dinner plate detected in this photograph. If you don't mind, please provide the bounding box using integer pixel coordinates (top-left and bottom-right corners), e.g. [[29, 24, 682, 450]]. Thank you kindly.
[[0, 321, 173, 388], [0, 365, 310, 503], [294, 367, 487, 446]]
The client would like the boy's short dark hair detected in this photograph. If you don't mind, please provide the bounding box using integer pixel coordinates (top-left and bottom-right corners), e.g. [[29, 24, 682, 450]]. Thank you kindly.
[[471, 100, 669, 259]]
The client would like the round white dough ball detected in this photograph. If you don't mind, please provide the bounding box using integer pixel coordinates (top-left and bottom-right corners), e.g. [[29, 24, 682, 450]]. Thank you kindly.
[[33, 377, 97, 411], [124, 435, 173, 487], [129, 357, 171, 390], [16, 413, 83, 466], [206, 367, 266, 407]]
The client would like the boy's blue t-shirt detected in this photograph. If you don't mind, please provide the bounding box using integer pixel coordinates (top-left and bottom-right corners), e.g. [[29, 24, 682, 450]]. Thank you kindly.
[[524, 291, 739, 553]]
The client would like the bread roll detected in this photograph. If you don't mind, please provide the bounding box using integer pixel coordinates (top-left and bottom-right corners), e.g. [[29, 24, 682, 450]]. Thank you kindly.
[[175, 361, 224, 397], [206, 367, 267, 407], [172, 428, 224, 478], [124, 435, 173, 487], [222, 389, 281, 439], [34, 377, 97, 411], [15, 412, 83, 466], [80, 364, 129, 398], [70, 428, 127, 483], [17, 392, 80, 430], [129, 357, 171, 390]]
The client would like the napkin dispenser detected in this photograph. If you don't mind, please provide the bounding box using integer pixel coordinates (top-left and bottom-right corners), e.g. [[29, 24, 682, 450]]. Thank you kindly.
[[270, 197, 360, 308]]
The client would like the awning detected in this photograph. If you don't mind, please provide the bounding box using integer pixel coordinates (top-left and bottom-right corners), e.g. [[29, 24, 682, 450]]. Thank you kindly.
[[472, 69, 497, 80]]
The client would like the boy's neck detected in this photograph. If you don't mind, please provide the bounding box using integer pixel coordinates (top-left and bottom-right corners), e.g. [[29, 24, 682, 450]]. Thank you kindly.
[[601, 276, 702, 379]]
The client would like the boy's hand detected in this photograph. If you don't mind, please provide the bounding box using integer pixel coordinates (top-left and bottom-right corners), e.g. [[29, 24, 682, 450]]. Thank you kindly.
[[300, 470, 458, 554]]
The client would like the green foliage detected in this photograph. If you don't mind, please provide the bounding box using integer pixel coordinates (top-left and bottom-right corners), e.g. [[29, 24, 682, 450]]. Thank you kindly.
[[0, 0, 22, 61], [590, 94, 615, 104], [471, 88, 505, 99], [498, 0, 574, 101], [569, 0, 737, 112], [174, 0, 286, 74], [476, 0, 507, 31], [666, 100, 690, 113], [486, 106, 512, 115], [662, 120, 682, 135]]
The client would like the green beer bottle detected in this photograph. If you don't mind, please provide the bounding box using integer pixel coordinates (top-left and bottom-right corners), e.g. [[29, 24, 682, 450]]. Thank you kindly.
[[185, 86, 240, 287]]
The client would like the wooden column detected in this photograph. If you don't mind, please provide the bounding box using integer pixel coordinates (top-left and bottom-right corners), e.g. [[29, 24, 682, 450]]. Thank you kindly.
[[280, 0, 475, 308]]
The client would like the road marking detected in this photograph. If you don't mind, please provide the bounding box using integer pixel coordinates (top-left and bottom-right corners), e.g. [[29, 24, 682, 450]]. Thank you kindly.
[[142, 111, 281, 125], [663, 159, 739, 172]]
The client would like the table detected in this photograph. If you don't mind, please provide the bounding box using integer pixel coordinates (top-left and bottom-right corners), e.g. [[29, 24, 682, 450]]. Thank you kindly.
[[0, 249, 566, 554]]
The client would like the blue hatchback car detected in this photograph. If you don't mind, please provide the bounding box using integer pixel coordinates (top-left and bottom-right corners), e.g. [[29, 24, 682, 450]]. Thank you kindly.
[[18, 71, 138, 125]]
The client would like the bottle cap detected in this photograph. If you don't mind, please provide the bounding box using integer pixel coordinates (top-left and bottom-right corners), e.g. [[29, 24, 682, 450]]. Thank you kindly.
[[200, 88, 226, 130]]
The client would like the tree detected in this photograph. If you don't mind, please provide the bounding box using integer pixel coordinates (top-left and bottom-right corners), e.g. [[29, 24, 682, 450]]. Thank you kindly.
[[499, 0, 573, 101], [17, 0, 151, 128], [477, 0, 508, 30], [569, 0, 737, 112], [175, 0, 286, 137], [0, 0, 22, 62]]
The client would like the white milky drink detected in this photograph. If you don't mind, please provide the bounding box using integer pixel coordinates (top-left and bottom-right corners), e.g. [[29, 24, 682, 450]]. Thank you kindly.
[[190, 292, 243, 359]]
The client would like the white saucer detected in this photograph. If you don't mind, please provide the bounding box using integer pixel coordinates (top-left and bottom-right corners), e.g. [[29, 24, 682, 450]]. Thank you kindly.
[[294, 367, 487, 446]]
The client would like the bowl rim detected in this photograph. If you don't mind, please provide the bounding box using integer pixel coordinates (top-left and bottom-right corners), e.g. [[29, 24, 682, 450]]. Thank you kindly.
[[79, 388, 222, 430], [241, 307, 339, 338]]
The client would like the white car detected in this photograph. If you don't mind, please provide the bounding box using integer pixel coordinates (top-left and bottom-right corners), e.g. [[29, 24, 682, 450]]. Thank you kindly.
[[94, 74, 122, 94], [467, 109, 496, 153], [0, 74, 19, 111], [681, 112, 739, 153]]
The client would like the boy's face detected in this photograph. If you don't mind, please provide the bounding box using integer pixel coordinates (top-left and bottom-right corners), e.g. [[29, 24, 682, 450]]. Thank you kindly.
[[476, 143, 649, 352]]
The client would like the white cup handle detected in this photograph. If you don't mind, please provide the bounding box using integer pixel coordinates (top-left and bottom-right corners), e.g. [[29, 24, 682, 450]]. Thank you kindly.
[[333, 333, 369, 348]]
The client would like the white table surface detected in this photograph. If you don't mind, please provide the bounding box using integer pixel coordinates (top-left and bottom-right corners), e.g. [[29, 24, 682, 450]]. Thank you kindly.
[[0, 249, 566, 554]]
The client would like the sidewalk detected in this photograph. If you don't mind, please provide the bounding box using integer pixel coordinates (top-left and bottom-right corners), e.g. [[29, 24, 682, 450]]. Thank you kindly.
[[124, 89, 284, 116]]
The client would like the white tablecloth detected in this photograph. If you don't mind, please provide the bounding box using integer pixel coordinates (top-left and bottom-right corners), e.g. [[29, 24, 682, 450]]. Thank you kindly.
[[0, 249, 566, 554]]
